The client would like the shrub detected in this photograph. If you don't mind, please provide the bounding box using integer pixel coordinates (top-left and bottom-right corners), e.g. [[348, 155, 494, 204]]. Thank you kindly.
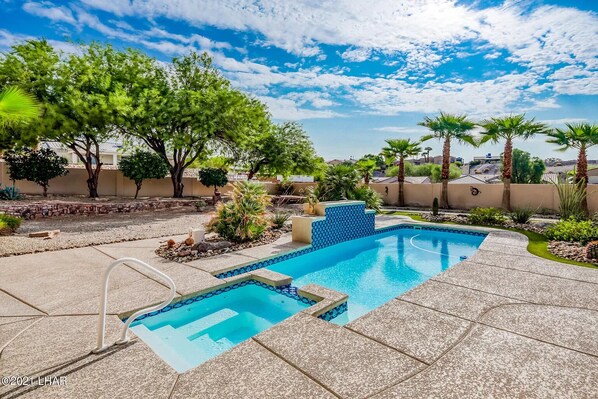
[[351, 186, 382, 212], [468, 207, 506, 225], [277, 180, 294, 195], [194, 200, 207, 212], [545, 218, 598, 244], [432, 197, 439, 216], [555, 181, 587, 221], [0, 214, 22, 233], [0, 184, 22, 200], [207, 181, 270, 242], [199, 168, 229, 201], [119, 150, 169, 199], [4, 148, 68, 197], [314, 164, 381, 211], [270, 210, 290, 229], [509, 207, 535, 224]]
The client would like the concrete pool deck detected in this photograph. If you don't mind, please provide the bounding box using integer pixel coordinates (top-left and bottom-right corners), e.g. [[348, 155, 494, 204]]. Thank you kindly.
[[0, 215, 597, 398]]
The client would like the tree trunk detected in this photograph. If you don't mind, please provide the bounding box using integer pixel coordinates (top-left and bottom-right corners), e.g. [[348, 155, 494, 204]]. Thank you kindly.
[[576, 146, 588, 215], [84, 164, 101, 198], [364, 174, 370, 185], [502, 138, 513, 211], [247, 170, 256, 180], [398, 156, 405, 207], [170, 166, 185, 198], [134, 182, 142, 199], [440, 137, 451, 208], [42, 184, 48, 197]]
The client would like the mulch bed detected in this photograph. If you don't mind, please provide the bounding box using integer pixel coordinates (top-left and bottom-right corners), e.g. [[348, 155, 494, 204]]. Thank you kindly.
[[156, 225, 291, 263]]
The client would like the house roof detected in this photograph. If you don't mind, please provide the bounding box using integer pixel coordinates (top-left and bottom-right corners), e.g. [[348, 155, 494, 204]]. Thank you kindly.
[[449, 174, 501, 184], [42, 141, 127, 154]]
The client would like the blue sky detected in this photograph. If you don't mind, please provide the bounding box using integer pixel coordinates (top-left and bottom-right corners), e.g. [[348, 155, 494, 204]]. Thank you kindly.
[[1, 0, 597, 161]]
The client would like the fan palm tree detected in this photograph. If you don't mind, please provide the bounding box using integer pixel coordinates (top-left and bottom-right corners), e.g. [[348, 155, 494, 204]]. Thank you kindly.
[[0, 87, 39, 126], [355, 158, 377, 185], [546, 122, 598, 214], [479, 114, 549, 211], [382, 138, 421, 207], [419, 112, 476, 208]]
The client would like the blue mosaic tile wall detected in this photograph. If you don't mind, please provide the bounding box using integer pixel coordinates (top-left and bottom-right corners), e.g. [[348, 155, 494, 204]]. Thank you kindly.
[[311, 203, 376, 249]]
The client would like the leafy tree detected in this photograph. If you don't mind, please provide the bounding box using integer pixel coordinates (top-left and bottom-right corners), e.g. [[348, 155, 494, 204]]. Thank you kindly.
[[361, 153, 386, 169], [430, 163, 463, 182], [119, 150, 169, 199], [114, 50, 269, 197], [198, 167, 229, 201], [546, 122, 598, 214], [4, 147, 68, 196], [381, 139, 421, 207], [0, 40, 123, 197], [419, 112, 476, 208], [0, 87, 39, 151], [509, 149, 545, 184], [241, 121, 318, 180], [480, 114, 549, 210], [355, 158, 377, 185]]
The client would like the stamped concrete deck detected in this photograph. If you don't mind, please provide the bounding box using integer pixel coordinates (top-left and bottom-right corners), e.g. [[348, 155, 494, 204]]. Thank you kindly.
[[1, 216, 597, 398]]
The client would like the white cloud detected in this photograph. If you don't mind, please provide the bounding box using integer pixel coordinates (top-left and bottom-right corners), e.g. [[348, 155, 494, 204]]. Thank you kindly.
[[340, 47, 371, 62], [23, 1, 77, 25], [257, 96, 344, 120]]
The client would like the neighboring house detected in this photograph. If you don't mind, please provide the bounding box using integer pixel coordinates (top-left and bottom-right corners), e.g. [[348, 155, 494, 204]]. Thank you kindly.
[[372, 176, 431, 184], [410, 155, 455, 165], [42, 141, 129, 166], [326, 158, 356, 166], [449, 174, 501, 184], [473, 153, 501, 164]]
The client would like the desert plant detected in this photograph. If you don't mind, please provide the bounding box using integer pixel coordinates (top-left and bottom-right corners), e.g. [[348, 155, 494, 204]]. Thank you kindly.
[[467, 207, 506, 225], [3, 148, 68, 197], [432, 197, 439, 216], [545, 218, 598, 244], [509, 207, 535, 224], [351, 186, 382, 212], [586, 241, 598, 260], [199, 167, 229, 203], [119, 150, 169, 199], [270, 210, 290, 229], [0, 184, 22, 200], [555, 181, 587, 221], [313, 164, 381, 211], [304, 186, 319, 214], [0, 214, 21, 233], [207, 181, 271, 242], [194, 199, 207, 212]]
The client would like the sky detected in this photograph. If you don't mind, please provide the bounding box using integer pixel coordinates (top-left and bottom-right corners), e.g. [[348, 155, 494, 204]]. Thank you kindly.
[[1, 0, 597, 162]]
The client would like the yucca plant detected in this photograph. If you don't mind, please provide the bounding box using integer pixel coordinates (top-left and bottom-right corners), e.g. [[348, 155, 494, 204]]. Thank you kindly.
[[555, 181, 587, 221], [509, 207, 535, 224], [207, 181, 271, 242], [270, 210, 291, 229]]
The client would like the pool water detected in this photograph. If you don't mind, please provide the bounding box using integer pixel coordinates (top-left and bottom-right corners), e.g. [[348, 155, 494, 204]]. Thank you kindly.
[[268, 228, 485, 325], [130, 283, 310, 372]]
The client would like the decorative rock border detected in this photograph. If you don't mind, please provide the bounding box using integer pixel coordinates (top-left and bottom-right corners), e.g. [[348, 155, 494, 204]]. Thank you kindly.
[[0, 199, 198, 219]]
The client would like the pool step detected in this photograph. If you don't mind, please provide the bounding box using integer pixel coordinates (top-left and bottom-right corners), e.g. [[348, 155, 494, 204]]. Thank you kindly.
[[177, 308, 239, 338]]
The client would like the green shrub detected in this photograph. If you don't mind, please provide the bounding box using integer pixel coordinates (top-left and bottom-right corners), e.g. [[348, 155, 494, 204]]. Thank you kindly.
[[0, 185, 22, 200], [432, 197, 439, 216], [545, 218, 598, 244], [270, 210, 290, 229], [314, 164, 381, 211], [468, 207, 506, 225], [351, 186, 382, 212], [207, 181, 270, 242], [509, 207, 535, 224], [0, 214, 22, 231], [555, 181, 587, 221]]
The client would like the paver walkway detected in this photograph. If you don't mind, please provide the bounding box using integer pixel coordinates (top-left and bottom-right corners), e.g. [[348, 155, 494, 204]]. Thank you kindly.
[[0, 216, 596, 398]]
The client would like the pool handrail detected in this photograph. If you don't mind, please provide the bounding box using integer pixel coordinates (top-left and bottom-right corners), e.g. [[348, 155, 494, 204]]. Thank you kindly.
[[93, 257, 176, 353]]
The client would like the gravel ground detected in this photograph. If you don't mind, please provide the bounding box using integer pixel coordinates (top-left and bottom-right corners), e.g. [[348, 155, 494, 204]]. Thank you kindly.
[[0, 209, 212, 257]]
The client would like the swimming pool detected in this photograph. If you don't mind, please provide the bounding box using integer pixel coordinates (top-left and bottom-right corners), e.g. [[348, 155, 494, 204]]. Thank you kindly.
[[129, 281, 312, 372], [268, 227, 485, 325]]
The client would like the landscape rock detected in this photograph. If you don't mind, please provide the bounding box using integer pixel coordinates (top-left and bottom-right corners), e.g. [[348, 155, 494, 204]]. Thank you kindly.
[[29, 230, 60, 238]]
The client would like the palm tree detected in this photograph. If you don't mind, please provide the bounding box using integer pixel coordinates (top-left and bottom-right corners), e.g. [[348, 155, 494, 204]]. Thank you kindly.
[[424, 146, 432, 162], [355, 158, 377, 185], [0, 87, 39, 126], [479, 114, 549, 211], [546, 122, 598, 214], [419, 112, 476, 208], [382, 138, 421, 207]]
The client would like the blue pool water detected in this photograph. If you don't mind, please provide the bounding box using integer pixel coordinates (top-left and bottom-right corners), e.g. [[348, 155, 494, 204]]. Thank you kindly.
[[268, 228, 485, 325], [130, 283, 310, 372]]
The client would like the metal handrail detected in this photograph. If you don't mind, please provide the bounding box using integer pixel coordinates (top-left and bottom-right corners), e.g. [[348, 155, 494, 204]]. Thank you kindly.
[[93, 257, 176, 353]]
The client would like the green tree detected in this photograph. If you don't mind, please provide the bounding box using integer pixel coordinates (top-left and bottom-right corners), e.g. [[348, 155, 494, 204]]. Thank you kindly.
[[355, 158, 377, 185], [198, 167, 229, 202], [242, 121, 318, 180], [546, 122, 598, 214], [419, 112, 476, 208], [0, 41, 123, 197], [509, 149, 545, 184], [115, 51, 269, 197], [430, 163, 462, 182], [4, 148, 68, 197], [480, 114, 549, 210], [119, 150, 169, 199], [381, 139, 421, 207], [0, 87, 39, 128], [314, 164, 381, 211]]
